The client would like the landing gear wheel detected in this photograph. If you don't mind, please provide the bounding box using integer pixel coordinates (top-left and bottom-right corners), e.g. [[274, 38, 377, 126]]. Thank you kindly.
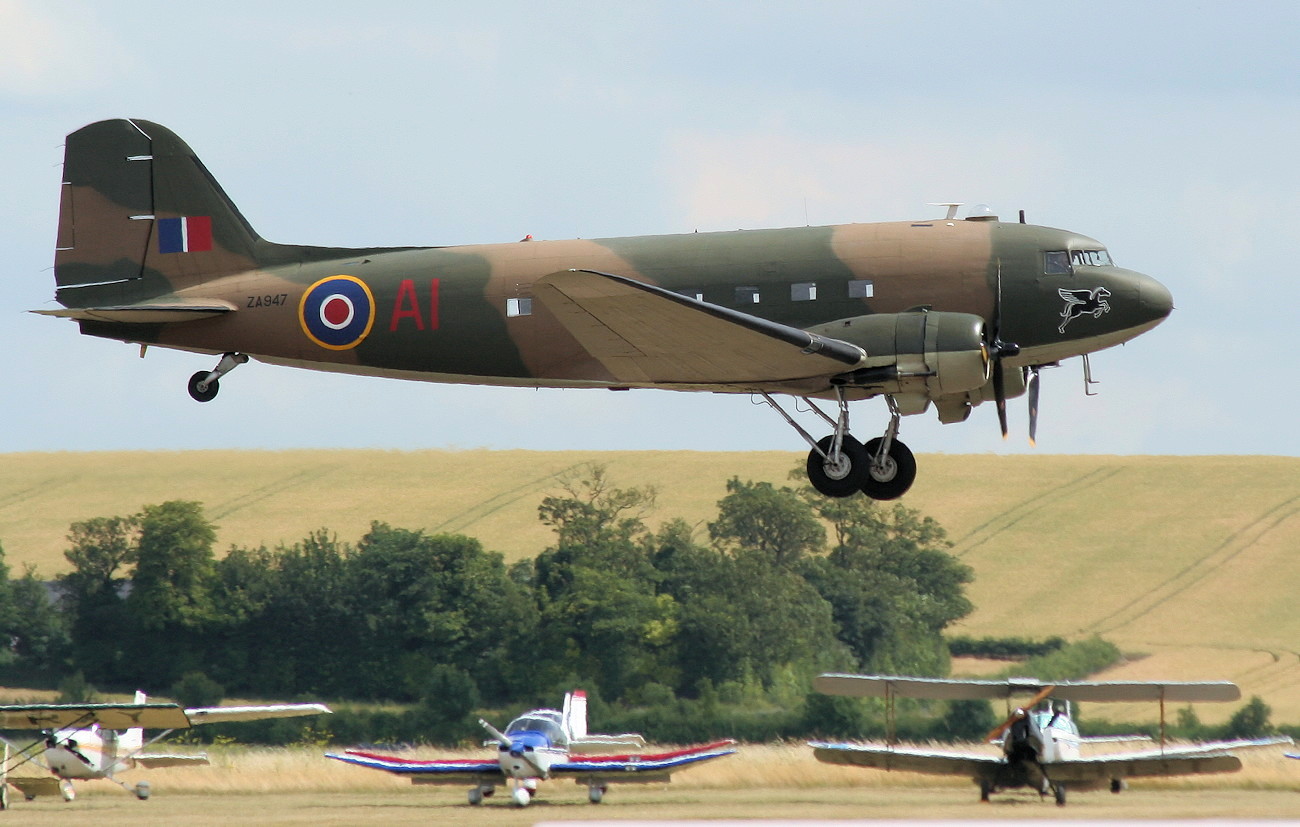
[[511, 786, 531, 807], [588, 785, 606, 804], [978, 779, 992, 802], [860, 437, 916, 500], [468, 787, 484, 806], [187, 371, 219, 402], [1054, 783, 1066, 806], [60, 780, 75, 802], [1110, 778, 1126, 794], [134, 780, 151, 800], [806, 435, 868, 498]]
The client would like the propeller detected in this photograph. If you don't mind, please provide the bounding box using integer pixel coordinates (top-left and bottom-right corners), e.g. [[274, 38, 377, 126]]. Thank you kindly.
[[989, 262, 1021, 440], [1026, 365, 1041, 447], [480, 718, 512, 750], [985, 685, 1056, 743]]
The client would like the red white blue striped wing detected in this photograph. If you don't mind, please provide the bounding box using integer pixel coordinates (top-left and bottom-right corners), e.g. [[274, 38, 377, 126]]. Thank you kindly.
[[549, 740, 736, 780], [326, 749, 502, 780]]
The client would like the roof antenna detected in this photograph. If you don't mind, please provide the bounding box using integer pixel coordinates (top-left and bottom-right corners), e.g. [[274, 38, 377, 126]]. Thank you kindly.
[[1019, 209, 1026, 224], [929, 202, 962, 220]]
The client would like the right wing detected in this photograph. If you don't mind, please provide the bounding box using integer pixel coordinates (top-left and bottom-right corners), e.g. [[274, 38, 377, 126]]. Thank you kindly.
[[325, 750, 503, 786], [5, 776, 64, 799], [135, 753, 211, 769], [1045, 737, 1292, 783], [811, 741, 999, 778], [184, 703, 331, 725], [813, 673, 1241, 703]]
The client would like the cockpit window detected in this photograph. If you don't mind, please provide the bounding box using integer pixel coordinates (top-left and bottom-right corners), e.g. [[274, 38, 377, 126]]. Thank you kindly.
[[1044, 251, 1070, 275], [1070, 249, 1113, 267], [507, 712, 568, 745]]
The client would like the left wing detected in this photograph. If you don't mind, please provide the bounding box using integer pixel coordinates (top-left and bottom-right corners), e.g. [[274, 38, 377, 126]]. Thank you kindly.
[[1044, 737, 1292, 783], [325, 750, 503, 785], [183, 703, 331, 725], [0, 703, 190, 731], [811, 741, 1000, 778], [532, 270, 865, 390], [548, 740, 736, 784]]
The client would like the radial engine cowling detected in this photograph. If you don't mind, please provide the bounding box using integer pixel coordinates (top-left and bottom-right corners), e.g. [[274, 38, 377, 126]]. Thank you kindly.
[[806, 311, 990, 415]]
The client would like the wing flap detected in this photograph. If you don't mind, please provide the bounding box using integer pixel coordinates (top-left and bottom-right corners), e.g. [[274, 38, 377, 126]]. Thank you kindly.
[[811, 742, 998, 777], [184, 703, 331, 725], [533, 270, 863, 387]]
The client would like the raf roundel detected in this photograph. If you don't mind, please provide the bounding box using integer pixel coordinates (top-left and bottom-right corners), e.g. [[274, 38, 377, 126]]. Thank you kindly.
[[299, 275, 376, 350]]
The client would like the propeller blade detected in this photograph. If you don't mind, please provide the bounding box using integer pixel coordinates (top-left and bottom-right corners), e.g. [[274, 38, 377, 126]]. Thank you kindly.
[[1026, 366, 1040, 447], [985, 685, 1057, 743], [479, 718, 512, 749], [994, 360, 1009, 440]]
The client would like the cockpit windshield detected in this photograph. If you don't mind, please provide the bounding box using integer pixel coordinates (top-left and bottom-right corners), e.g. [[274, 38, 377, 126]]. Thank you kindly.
[[1044, 249, 1113, 274], [506, 711, 568, 746]]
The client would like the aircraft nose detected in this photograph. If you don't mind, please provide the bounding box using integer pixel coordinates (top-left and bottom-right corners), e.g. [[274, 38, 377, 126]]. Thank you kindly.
[[1138, 271, 1174, 324]]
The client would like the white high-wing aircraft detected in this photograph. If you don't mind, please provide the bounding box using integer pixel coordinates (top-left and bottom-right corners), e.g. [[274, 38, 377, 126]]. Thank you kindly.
[[0, 691, 330, 807], [809, 673, 1292, 806], [328, 689, 735, 807]]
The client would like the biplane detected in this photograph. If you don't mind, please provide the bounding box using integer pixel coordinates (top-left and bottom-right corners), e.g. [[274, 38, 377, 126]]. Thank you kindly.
[[0, 691, 329, 806], [810, 673, 1290, 805], [327, 690, 734, 806]]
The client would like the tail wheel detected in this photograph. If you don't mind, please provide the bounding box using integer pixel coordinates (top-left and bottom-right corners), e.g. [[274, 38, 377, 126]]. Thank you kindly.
[[860, 437, 916, 500], [806, 435, 868, 498], [187, 372, 219, 402]]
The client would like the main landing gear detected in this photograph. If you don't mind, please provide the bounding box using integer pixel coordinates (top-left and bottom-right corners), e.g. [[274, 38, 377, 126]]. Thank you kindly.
[[187, 352, 248, 402], [761, 391, 917, 500]]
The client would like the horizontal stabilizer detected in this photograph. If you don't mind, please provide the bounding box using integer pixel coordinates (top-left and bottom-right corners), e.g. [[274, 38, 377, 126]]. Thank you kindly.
[[184, 702, 331, 725], [32, 298, 236, 324], [814, 673, 1241, 703], [136, 752, 211, 768]]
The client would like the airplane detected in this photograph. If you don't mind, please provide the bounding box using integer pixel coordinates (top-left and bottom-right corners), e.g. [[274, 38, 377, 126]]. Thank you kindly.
[[36, 119, 1173, 499], [326, 689, 735, 807], [809, 673, 1291, 806], [0, 691, 330, 807]]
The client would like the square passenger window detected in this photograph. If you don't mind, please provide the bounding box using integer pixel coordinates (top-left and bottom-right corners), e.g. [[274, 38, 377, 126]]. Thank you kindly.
[[791, 282, 817, 301], [677, 288, 704, 301], [734, 286, 760, 304], [848, 279, 874, 299], [506, 297, 532, 317]]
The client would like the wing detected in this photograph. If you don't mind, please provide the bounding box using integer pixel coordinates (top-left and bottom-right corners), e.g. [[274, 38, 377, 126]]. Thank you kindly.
[[135, 752, 211, 768], [569, 733, 648, 754], [1057, 288, 1088, 305], [184, 703, 331, 725], [325, 750, 503, 786], [532, 269, 865, 390], [0, 703, 190, 730], [32, 299, 236, 323], [1044, 737, 1292, 783], [811, 741, 1000, 778], [549, 740, 736, 784], [6, 776, 64, 799], [813, 673, 1240, 703]]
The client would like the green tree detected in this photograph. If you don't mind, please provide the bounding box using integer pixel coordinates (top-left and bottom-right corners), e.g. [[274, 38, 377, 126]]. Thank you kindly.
[[127, 501, 218, 630], [709, 478, 824, 567], [57, 515, 138, 680], [1221, 696, 1274, 739]]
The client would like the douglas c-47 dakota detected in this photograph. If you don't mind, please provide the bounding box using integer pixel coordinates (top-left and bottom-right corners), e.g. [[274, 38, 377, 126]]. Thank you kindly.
[[38, 119, 1173, 498]]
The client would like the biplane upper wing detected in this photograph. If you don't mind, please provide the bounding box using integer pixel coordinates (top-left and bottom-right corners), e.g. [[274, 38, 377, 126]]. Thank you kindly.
[[811, 741, 999, 777], [547, 740, 737, 783], [813, 673, 1241, 703], [183, 703, 331, 725], [324, 750, 503, 786], [532, 269, 865, 388], [0, 703, 191, 731]]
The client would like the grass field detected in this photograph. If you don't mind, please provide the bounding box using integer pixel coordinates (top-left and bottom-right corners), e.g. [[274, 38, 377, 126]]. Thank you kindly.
[[3, 742, 1299, 824], [0, 450, 1296, 724]]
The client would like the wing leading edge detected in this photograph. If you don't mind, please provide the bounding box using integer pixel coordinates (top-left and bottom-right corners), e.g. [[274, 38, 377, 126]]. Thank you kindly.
[[533, 269, 865, 390], [813, 673, 1242, 703]]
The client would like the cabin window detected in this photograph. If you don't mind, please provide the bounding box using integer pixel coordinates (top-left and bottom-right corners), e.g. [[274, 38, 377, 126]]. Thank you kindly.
[[1044, 251, 1070, 275], [1071, 249, 1113, 267], [506, 297, 532, 317], [791, 282, 817, 301], [734, 286, 760, 304], [848, 279, 874, 299]]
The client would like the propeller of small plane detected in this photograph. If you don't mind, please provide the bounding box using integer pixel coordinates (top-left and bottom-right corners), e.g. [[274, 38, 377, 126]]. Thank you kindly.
[[985, 685, 1056, 744]]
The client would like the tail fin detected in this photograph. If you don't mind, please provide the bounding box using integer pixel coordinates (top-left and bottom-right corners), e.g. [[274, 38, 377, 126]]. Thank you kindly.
[[55, 118, 264, 308], [118, 690, 148, 752], [563, 690, 588, 741]]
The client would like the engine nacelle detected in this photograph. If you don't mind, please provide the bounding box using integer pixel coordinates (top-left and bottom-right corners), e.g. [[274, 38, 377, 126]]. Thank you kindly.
[[807, 310, 990, 416]]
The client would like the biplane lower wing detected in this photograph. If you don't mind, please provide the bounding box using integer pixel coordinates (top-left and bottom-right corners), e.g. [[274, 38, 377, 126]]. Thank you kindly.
[[811, 742, 998, 778]]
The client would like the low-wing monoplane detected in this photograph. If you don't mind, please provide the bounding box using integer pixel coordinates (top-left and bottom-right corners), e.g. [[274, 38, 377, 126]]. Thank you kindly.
[[38, 119, 1174, 499], [327, 690, 734, 806], [810, 673, 1290, 805], [0, 691, 330, 806]]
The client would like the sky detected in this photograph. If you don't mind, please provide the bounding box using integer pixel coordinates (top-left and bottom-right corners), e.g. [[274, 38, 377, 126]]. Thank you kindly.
[[2, 0, 1297, 457]]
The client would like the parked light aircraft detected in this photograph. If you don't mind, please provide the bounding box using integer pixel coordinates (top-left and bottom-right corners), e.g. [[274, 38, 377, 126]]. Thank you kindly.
[[327, 690, 734, 806], [36, 119, 1173, 499], [810, 673, 1290, 805], [0, 691, 329, 807]]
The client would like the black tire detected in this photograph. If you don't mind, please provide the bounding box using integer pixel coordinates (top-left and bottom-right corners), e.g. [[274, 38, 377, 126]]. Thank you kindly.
[[860, 437, 917, 500], [978, 779, 992, 802], [806, 435, 868, 498], [187, 371, 219, 403], [1054, 783, 1066, 806]]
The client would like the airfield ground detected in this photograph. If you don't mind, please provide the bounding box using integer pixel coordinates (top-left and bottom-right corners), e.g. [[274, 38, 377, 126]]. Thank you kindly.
[[2, 743, 1298, 824]]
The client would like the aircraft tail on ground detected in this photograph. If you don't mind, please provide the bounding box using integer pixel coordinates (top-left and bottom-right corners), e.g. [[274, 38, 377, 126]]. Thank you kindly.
[[563, 690, 588, 740]]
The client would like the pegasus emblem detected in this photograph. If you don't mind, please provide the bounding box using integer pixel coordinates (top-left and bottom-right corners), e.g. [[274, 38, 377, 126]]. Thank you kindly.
[[1057, 287, 1112, 333]]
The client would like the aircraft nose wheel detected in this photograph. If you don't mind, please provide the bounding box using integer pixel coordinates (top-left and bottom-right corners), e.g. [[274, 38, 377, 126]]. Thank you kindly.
[[588, 784, 606, 804], [806, 435, 868, 498], [860, 437, 916, 500], [511, 786, 531, 807]]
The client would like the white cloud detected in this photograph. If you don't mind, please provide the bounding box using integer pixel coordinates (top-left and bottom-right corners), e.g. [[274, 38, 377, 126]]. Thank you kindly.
[[0, 1, 128, 96]]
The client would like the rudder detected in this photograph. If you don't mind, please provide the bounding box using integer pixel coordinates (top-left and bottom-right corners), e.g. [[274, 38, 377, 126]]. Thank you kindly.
[[55, 118, 263, 308]]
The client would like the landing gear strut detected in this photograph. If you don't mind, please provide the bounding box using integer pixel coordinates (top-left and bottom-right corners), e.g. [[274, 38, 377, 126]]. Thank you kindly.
[[187, 352, 248, 402], [759, 391, 917, 500]]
